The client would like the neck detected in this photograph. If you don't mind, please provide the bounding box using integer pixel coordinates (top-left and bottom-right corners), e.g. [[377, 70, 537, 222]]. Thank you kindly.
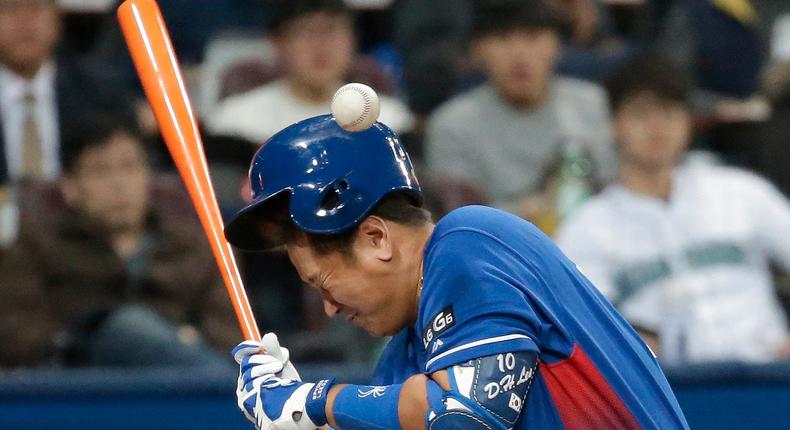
[[404, 223, 435, 324], [499, 81, 550, 111], [110, 225, 145, 261], [4, 61, 45, 81], [284, 77, 341, 104], [619, 160, 675, 200]]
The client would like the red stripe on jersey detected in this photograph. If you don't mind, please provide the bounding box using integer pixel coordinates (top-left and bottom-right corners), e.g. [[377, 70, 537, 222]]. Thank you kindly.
[[540, 345, 641, 430]]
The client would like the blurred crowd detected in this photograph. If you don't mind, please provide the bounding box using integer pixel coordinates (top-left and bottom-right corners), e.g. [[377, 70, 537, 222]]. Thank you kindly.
[[0, 0, 789, 371]]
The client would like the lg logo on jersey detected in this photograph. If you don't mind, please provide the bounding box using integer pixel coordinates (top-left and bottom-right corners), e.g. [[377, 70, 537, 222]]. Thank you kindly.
[[423, 306, 455, 350]]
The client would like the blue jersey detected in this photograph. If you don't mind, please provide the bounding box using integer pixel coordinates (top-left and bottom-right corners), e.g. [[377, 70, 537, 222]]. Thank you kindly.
[[372, 206, 688, 429]]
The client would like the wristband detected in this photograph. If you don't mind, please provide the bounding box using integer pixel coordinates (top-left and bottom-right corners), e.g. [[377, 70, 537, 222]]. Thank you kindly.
[[333, 383, 403, 430], [304, 378, 336, 426]]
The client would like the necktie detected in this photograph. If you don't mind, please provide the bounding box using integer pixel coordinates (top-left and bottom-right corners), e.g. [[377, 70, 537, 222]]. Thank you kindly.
[[21, 90, 43, 179]]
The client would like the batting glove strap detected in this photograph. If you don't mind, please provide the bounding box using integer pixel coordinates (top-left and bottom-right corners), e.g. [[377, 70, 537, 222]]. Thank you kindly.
[[304, 378, 336, 427]]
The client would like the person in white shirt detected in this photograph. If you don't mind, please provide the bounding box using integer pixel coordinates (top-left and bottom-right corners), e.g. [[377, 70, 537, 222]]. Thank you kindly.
[[556, 53, 790, 365], [209, 0, 409, 365], [207, 0, 414, 144]]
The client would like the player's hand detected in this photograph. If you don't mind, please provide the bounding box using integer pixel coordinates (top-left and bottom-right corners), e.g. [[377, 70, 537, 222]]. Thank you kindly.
[[232, 332, 300, 381], [232, 340, 334, 430]]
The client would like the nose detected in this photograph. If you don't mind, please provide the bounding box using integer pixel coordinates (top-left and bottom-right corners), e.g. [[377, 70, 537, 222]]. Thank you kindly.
[[322, 297, 342, 317], [323, 299, 337, 316]]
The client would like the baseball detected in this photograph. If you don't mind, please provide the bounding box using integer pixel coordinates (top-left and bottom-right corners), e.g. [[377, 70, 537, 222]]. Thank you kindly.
[[331, 83, 381, 132]]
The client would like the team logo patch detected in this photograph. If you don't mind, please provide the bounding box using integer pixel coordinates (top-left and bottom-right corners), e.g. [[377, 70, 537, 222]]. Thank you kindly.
[[423, 306, 455, 350], [357, 386, 387, 398]]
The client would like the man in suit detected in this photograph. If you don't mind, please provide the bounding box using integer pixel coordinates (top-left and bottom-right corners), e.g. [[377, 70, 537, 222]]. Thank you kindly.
[[0, 0, 133, 183]]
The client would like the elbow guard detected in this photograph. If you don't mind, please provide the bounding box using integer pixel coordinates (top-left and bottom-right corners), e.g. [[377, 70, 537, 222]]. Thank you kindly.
[[425, 351, 538, 430]]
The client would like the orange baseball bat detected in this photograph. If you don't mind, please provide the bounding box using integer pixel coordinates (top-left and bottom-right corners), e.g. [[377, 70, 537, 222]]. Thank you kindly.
[[118, 0, 260, 341]]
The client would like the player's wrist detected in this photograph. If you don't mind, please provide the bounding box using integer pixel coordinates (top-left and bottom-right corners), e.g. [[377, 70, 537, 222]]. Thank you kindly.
[[304, 378, 336, 426]]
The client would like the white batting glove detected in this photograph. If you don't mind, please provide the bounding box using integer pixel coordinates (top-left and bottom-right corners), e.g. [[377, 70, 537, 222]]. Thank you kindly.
[[232, 332, 300, 381], [234, 353, 284, 424], [232, 338, 333, 430], [261, 332, 301, 381]]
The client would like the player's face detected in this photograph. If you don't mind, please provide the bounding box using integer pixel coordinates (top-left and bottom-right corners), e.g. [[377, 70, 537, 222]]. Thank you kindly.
[[614, 91, 691, 169], [473, 27, 559, 108], [276, 12, 355, 93], [0, 0, 60, 76], [62, 132, 151, 233], [286, 222, 416, 337]]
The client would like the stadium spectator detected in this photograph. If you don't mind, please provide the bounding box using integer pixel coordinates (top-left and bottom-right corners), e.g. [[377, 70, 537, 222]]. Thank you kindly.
[[394, 0, 614, 119], [0, 0, 133, 183], [0, 114, 239, 368], [424, 0, 616, 221], [556, 53, 790, 365], [204, 0, 410, 365], [206, 0, 413, 144]]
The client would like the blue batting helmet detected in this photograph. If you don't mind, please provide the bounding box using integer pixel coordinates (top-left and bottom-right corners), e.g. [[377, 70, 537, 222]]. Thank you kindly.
[[224, 114, 422, 250]]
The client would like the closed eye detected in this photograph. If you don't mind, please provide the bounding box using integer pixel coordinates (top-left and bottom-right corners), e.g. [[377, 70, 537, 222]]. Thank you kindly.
[[317, 274, 332, 292], [306, 273, 323, 289]]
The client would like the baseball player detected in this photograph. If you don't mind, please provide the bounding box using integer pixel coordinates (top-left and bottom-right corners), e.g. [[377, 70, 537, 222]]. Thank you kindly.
[[224, 115, 689, 429]]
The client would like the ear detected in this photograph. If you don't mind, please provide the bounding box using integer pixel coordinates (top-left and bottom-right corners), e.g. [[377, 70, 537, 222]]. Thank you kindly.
[[354, 216, 392, 262]]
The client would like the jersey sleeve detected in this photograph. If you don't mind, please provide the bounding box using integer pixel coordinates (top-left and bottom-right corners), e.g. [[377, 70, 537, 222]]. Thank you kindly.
[[371, 328, 421, 386], [419, 229, 540, 374]]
